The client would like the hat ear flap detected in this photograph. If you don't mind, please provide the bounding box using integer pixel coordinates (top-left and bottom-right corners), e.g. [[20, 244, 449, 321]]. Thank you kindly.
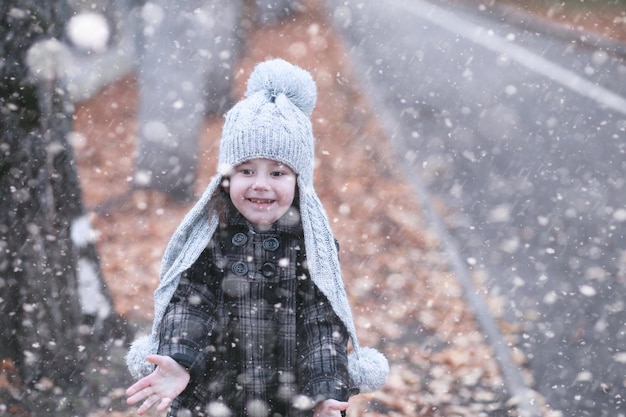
[[348, 347, 390, 393]]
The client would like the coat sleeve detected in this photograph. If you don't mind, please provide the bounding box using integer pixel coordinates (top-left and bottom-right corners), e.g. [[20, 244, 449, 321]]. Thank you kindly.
[[157, 249, 219, 381], [296, 276, 351, 403]]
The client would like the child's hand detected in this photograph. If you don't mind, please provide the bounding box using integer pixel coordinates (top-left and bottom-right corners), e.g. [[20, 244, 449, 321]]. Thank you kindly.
[[126, 354, 191, 415], [313, 399, 349, 417]]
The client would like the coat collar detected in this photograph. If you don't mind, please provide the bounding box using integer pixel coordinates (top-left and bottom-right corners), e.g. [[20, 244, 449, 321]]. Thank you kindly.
[[228, 206, 304, 238]]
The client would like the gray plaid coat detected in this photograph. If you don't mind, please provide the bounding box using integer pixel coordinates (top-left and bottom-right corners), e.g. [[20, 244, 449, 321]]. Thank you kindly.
[[157, 210, 351, 417]]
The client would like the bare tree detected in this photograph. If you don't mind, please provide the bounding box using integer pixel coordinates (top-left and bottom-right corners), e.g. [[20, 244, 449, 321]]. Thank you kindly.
[[0, 1, 130, 415], [133, 0, 243, 200], [131, 0, 303, 200]]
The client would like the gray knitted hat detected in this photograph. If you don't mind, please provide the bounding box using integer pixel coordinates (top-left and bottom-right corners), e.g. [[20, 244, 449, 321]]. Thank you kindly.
[[126, 58, 389, 393]]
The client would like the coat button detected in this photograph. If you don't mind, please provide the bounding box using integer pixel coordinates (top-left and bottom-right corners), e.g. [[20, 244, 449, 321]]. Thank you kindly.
[[231, 261, 248, 276], [232, 232, 247, 246], [263, 237, 280, 251], [261, 262, 277, 277]]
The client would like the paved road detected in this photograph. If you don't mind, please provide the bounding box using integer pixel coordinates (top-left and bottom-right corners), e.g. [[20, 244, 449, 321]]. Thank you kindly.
[[324, 0, 626, 415]]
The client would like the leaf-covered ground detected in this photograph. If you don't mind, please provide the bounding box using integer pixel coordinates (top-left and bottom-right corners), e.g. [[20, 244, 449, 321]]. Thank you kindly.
[[73, 1, 623, 416], [497, 0, 626, 43]]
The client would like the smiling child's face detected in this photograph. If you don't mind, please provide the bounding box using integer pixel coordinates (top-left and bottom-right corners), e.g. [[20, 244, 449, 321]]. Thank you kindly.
[[228, 158, 297, 231]]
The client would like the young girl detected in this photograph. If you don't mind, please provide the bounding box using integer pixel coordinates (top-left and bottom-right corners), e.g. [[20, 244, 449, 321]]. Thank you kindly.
[[125, 59, 388, 417]]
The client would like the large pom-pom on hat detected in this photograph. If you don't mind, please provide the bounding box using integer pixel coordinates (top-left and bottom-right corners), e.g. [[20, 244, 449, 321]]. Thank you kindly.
[[245, 58, 317, 116]]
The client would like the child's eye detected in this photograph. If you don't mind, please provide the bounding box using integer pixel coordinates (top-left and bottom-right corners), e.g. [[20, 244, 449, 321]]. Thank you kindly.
[[270, 171, 285, 177], [239, 168, 254, 175]]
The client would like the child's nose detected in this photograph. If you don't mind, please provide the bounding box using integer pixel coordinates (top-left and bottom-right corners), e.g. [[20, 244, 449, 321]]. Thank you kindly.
[[253, 175, 270, 189]]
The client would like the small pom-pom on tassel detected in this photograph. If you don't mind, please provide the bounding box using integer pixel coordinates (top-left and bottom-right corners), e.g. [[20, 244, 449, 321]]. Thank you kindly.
[[245, 58, 317, 116], [126, 335, 158, 379], [348, 347, 390, 393]]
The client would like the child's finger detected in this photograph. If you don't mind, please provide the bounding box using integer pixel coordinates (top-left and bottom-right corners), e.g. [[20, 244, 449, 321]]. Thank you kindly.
[[157, 397, 173, 411], [136, 394, 161, 415], [314, 399, 349, 417], [326, 399, 349, 411], [126, 386, 152, 406], [126, 356, 163, 396], [126, 378, 150, 397], [146, 354, 165, 366]]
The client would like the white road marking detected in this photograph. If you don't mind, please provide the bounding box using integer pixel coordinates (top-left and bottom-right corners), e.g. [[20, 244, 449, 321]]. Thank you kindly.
[[396, 0, 626, 116]]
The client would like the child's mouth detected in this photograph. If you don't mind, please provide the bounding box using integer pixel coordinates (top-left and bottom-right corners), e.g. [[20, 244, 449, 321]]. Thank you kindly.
[[249, 198, 274, 205]]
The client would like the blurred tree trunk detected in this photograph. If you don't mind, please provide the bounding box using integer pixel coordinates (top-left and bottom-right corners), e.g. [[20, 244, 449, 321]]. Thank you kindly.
[[133, 0, 243, 200], [0, 1, 130, 415], [131, 0, 302, 200]]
